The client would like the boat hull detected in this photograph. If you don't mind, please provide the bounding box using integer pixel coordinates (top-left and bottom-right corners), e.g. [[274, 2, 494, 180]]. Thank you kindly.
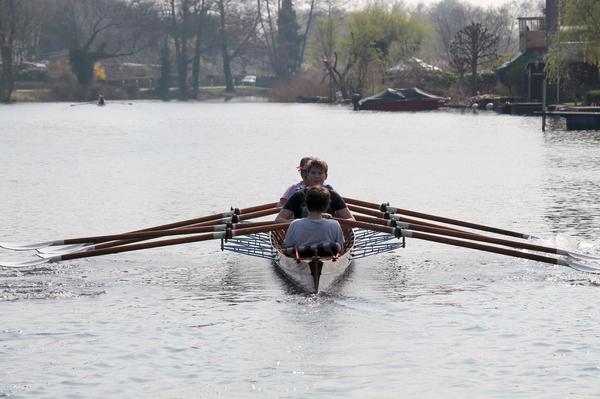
[[273, 249, 352, 293], [270, 230, 354, 293], [359, 98, 443, 111], [357, 87, 446, 111]]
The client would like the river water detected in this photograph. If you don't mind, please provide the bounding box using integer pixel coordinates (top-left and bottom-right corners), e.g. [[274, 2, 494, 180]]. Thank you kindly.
[[1, 101, 600, 398]]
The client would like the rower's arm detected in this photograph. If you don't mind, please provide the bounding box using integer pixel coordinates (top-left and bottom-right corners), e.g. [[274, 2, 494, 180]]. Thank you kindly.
[[275, 208, 294, 223], [334, 207, 354, 220]]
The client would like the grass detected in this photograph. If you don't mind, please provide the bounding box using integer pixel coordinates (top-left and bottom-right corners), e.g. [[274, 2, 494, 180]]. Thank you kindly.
[[11, 89, 52, 102], [6, 85, 269, 103], [199, 85, 269, 97]]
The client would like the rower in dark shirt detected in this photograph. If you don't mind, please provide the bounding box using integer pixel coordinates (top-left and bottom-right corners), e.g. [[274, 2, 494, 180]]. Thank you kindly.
[[275, 158, 353, 222]]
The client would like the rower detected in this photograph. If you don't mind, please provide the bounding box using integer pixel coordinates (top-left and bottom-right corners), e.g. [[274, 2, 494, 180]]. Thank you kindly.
[[278, 156, 334, 207], [283, 185, 344, 249], [275, 158, 353, 223]]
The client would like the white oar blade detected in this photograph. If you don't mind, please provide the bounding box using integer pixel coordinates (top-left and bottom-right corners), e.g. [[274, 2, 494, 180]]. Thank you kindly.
[[0, 241, 58, 251], [567, 252, 600, 261], [563, 260, 600, 274], [37, 243, 90, 254], [0, 257, 55, 268], [37, 244, 94, 258]]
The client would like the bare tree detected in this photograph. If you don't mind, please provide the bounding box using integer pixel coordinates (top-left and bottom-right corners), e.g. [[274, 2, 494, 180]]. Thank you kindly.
[[297, 0, 317, 71], [169, 0, 192, 98], [428, 0, 473, 64], [428, 0, 518, 65], [165, 0, 210, 98], [0, 0, 16, 102], [217, 0, 235, 92], [52, 0, 160, 86], [311, 1, 355, 98], [217, 0, 259, 92], [449, 22, 499, 95], [322, 51, 356, 99], [0, 0, 43, 103], [256, 0, 278, 75], [191, 0, 208, 97]]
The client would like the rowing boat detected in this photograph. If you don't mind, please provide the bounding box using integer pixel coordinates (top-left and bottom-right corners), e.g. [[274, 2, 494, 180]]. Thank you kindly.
[[221, 224, 402, 293], [269, 229, 355, 293], [3, 198, 599, 291]]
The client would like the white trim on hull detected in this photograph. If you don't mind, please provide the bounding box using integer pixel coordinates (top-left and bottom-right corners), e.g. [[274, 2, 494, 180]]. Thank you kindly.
[[274, 250, 352, 293], [270, 229, 355, 293]]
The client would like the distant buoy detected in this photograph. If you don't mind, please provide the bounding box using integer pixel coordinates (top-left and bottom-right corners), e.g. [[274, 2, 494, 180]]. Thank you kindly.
[[486, 103, 494, 110]]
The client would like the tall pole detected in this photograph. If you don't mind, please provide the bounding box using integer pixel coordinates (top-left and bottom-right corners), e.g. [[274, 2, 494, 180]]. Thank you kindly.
[[542, 76, 547, 131]]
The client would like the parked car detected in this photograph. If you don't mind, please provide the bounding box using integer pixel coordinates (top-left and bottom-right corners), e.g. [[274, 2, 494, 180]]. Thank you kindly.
[[240, 75, 257, 86]]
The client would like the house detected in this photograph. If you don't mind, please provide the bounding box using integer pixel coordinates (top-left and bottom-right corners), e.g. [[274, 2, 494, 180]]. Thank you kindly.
[[497, 0, 599, 103]]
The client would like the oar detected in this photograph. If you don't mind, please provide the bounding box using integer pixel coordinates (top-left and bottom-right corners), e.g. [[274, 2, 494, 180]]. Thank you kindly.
[[349, 216, 597, 260], [36, 208, 282, 258], [338, 219, 600, 274], [37, 221, 278, 257], [69, 102, 96, 107], [38, 207, 281, 253], [347, 199, 599, 261], [0, 202, 278, 251], [344, 197, 537, 239], [1, 223, 289, 268], [350, 206, 466, 233]]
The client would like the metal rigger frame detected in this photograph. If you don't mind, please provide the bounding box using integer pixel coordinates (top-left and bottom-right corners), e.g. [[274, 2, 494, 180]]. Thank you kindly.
[[221, 229, 405, 260]]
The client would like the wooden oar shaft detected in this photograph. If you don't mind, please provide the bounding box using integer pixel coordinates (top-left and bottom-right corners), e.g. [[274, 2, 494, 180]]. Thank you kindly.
[[62, 233, 225, 260], [62, 225, 228, 245], [93, 217, 264, 249], [77, 221, 279, 252], [338, 218, 561, 266], [352, 212, 465, 233], [347, 204, 383, 218], [61, 203, 279, 245], [130, 202, 278, 232], [344, 197, 530, 239], [237, 207, 280, 221], [344, 217, 565, 256], [351, 214, 564, 255], [60, 223, 289, 261], [405, 230, 561, 266], [337, 218, 394, 235], [236, 202, 280, 214]]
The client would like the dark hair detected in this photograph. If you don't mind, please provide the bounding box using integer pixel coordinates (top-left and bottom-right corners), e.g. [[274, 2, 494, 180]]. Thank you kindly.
[[298, 156, 313, 179], [305, 185, 330, 213], [306, 158, 328, 174], [299, 156, 312, 169]]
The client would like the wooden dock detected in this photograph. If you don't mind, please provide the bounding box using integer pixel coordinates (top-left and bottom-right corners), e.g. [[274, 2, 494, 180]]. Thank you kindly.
[[543, 110, 600, 130], [499, 102, 543, 115]]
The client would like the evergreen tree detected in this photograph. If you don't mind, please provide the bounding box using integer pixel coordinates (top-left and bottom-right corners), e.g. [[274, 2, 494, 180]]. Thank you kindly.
[[157, 41, 171, 101], [276, 0, 302, 80]]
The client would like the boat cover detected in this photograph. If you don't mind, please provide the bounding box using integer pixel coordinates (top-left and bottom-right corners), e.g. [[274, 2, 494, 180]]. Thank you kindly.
[[359, 87, 443, 105], [398, 87, 444, 100]]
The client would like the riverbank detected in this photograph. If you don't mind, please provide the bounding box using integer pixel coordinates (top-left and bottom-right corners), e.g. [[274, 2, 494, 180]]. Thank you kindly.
[[9, 84, 270, 103]]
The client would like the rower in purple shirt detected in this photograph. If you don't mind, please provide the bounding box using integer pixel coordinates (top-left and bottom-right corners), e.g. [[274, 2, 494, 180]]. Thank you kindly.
[[278, 156, 333, 207]]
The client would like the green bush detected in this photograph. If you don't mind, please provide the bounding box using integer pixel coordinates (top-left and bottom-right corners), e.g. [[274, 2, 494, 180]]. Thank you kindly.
[[585, 89, 600, 105]]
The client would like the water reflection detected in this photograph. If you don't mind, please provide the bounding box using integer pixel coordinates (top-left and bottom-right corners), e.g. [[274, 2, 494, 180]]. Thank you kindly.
[[541, 126, 600, 240], [2, 103, 600, 398], [0, 262, 106, 301]]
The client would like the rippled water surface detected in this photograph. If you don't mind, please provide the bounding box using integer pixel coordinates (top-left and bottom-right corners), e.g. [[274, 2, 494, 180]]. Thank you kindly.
[[1, 101, 600, 398]]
